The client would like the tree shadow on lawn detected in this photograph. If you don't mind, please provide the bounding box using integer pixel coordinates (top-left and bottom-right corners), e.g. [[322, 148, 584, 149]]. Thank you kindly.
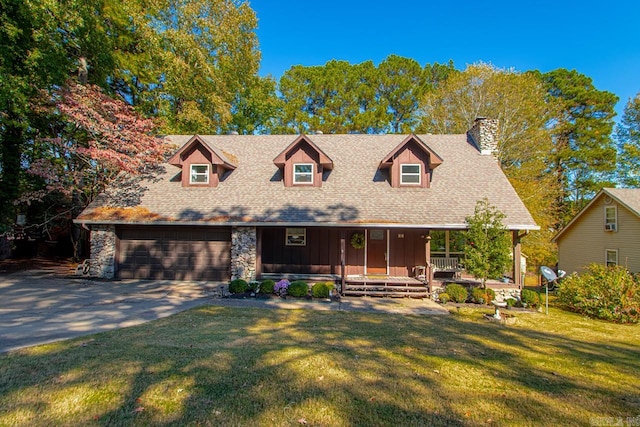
[[1, 306, 638, 426]]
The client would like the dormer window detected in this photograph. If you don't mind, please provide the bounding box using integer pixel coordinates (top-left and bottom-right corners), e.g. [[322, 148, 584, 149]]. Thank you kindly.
[[273, 135, 334, 188], [379, 135, 442, 188], [190, 164, 209, 184], [400, 164, 421, 185], [294, 163, 314, 185]]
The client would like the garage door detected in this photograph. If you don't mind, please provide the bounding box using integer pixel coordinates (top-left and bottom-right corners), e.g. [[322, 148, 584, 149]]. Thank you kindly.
[[116, 226, 231, 281]]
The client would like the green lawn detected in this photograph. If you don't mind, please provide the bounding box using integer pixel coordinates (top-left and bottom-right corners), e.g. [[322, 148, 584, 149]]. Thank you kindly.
[[1, 304, 638, 426]]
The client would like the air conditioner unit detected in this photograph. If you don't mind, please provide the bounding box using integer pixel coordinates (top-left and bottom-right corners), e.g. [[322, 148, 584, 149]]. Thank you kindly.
[[605, 223, 617, 231]]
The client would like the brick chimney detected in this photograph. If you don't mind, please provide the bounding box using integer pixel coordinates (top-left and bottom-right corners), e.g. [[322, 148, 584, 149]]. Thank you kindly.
[[468, 117, 499, 156]]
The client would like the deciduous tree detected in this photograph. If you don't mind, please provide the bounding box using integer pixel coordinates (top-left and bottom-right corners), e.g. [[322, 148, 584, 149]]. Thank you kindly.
[[463, 199, 512, 289]]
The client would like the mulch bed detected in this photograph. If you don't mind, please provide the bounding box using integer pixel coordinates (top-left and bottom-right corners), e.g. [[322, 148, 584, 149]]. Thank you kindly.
[[0, 257, 76, 276]]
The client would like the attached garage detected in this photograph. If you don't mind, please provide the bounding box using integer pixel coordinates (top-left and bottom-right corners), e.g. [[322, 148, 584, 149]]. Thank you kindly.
[[116, 226, 231, 281]]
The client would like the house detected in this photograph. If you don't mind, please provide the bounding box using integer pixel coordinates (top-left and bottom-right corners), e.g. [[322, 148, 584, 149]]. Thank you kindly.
[[76, 118, 538, 294], [553, 188, 640, 274]]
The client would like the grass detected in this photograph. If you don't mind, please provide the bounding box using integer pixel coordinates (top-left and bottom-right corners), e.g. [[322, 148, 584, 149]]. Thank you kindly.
[[1, 304, 639, 426]]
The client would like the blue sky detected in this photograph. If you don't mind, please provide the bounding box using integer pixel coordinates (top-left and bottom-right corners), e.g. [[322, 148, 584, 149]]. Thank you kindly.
[[251, 0, 640, 118]]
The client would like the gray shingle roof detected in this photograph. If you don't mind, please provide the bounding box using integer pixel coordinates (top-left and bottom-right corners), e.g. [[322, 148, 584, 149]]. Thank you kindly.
[[605, 188, 640, 217], [78, 134, 538, 230]]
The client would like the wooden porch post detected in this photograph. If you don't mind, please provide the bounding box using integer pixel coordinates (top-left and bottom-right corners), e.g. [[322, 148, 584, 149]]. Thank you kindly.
[[512, 230, 522, 288], [425, 233, 433, 287], [340, 232, 346, 295]]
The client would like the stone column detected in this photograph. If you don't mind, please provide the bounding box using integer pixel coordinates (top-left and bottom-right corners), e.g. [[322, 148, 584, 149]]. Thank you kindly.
[[231, 226, 257, 281], [90, 225, 116, 279]]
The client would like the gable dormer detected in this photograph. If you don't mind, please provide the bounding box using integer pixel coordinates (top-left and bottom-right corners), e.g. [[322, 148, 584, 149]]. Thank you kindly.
[[168, 135, 237, 188], [273, 135, 334, 188], [379, 134, 443, 188]]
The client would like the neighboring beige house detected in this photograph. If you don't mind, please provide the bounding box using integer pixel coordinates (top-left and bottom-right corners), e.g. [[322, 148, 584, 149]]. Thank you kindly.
[[553, 188, 640, 274]]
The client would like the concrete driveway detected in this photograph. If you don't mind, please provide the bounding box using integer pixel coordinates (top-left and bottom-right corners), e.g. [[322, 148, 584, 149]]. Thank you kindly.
[[0, 270, 448, 353], [0, 271, 220, 353]]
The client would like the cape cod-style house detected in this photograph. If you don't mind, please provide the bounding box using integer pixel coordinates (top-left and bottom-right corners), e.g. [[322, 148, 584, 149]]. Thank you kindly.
[[77, 118, 538, 296]]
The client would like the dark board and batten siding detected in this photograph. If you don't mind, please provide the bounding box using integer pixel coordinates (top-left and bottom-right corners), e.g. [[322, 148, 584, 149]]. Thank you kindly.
[[116, 226, 231, 281]]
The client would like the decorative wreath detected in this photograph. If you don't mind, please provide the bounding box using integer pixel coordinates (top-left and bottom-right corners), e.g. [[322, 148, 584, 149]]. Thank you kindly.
[[350, 232, 365, 249]]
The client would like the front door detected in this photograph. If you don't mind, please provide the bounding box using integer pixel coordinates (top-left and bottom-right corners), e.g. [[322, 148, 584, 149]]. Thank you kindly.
[[367, 229, 387, 274]]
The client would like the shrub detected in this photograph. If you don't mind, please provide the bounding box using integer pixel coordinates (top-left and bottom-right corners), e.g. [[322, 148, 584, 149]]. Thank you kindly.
[[470, 287, 486, 304], [557, 264, 640, 323], [445, 283, 468, 303], [485, 288, 496, 304], [274, 279, 289, 296], [229, 279, 249, 294], [438, 292, 450, 304], [505, 297, 516, 308], [520, 289, 540, 308], [248, 281, 260, 293], [288, 280, 309, 297], [312, 282, 333, 298], [260, 279, 275, 294]]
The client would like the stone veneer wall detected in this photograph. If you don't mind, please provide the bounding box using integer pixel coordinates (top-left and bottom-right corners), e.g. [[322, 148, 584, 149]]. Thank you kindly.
[[90, 225, 116, 279], [468, 118, 499, 155], [231, 226, 256, 281]]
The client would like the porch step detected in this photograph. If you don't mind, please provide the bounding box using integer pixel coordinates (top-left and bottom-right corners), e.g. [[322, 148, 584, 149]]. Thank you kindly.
[[343, 283, 429, 298]]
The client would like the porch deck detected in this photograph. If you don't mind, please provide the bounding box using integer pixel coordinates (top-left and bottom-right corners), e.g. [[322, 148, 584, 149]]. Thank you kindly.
[[343, 275, 429, 298]]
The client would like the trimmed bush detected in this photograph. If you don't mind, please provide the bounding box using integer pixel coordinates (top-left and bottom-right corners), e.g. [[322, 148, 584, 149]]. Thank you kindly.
[[438, 292, 450, 304], [445, 283, 468, 303], [505, 297, 516, 308], [229, 279, 249, 294], [260, 279, 275, 294], [521, 289, 540, 308], [311, 282, 333, 298], [287, 280, 309, 297], [557, 264, 640, 323], [470, 287, 486, 304]]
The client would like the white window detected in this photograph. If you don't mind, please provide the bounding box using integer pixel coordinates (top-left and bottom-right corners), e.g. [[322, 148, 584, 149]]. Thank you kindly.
[[286, 228, 306, 246], [605, 249, 618, 267], [293, 163, 313, 184], [190, 164, 209, 184], [604, 206, 617, 231], [400, 164, 421, 185]]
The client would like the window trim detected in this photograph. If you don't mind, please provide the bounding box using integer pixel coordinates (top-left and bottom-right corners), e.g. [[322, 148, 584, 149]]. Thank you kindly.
[[285, 228, 306, 246], [400, 163, 421, 185], [604, 206, 617, 231], [293, 163, 314, 185], [605, 249, 618, 267], [190, 164, 210, 184]]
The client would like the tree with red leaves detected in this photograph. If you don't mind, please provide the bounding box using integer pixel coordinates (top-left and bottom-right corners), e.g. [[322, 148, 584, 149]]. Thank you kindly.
[[26, 82, 169, 258]]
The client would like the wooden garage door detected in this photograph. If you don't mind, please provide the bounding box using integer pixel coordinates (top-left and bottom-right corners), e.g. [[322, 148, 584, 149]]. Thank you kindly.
[[116, 226, 231, 281]]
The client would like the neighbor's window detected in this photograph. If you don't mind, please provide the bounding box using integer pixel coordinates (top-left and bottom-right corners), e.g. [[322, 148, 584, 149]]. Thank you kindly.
[[190, 164, 209, 184], [293, 163, 313, 184], [286, 228, 306, 246], [605, 249, 618, 267], [604, 206, 617, 231], [400, 164, 421, 185]]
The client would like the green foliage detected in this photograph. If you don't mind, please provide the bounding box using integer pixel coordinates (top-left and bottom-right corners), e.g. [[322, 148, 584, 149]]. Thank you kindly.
[[444, 284, 468, 303], [311, 282, 334, 298], [229, 279, 249, 294], [520, 289, 540, 308], [616, 92, 640, 187], [505, 297, 516, 308], [260, 279, 275, 294], [438, 293, 450, 304], [557, 264, 640, 323], [541, 69, 619, 224], [287, 280, 309, 298], [470, 287, 496, 305], [463, 199, 512, 288], [248, 281, 260, 293]]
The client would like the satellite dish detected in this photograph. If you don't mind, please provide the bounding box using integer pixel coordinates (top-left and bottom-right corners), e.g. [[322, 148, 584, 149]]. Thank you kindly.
[[540, 266, 557, 282]]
